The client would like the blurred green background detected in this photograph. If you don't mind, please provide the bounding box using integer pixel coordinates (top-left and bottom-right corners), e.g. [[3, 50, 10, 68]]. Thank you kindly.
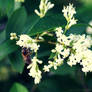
[[0, 0, 92, 92]]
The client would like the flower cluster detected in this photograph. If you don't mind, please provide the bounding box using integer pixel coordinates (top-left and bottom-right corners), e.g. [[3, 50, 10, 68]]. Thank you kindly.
[[43, 27, 70, 72], [16, 35, 43, 84], [27, 57, 42, 84], [10, 34, 42, 84], [16, 35, 40, 52], [35, 0, 54, 18], [62, 3, 77, 30], [44, 27, 92, 73], [15, 0, 24, 2], [67, 35, 92, 73]]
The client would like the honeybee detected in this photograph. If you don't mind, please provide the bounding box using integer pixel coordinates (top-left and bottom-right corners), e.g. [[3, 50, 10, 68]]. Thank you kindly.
[[22, 47, 32, 64]]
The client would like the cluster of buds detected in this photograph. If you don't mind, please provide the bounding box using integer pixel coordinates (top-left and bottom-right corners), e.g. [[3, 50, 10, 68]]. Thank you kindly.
[[10, 33, 18, 40], [27, 57, 42, 84], [62, 3, 77, 30], [35, 0, 54, 18], [16, 35, 40, 52]]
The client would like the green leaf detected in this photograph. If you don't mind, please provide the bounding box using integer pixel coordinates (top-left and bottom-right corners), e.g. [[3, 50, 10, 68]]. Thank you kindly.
[[6, 7, 27, 39], [10, 83, 29, 92], [4, 7, 27, 72], [51, 63, 76, 77], [0, 40, 18, 61], [26, 14, 65, 36], [23, 5, 92, 36], [9, 49, 24, 73], [66, 23, 91, 35], [0, 30, 5, 44], [0, 0, 14, 17], [38, 75, 83, 92], [38, 50, 50, 58]]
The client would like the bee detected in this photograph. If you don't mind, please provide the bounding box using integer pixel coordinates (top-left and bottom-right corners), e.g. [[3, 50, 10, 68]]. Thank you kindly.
[[22, 47, 32, 64]]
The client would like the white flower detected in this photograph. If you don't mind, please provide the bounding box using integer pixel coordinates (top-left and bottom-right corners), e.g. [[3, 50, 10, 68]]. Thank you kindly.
[[62, 3, 77, 29], [80, 50, 92, 73], [48, 61, 58, 70], [55, 27, 71, 45], [62, 3, 76, 21], [43, 53, 64, 72], [55, 54, 63, 64], [30, 43, 40, 52], [86, 21, 92, 34], [16, 35, 33, 47], [61, 49, 70, 58], [35, 0, 54, 18], [67, 54, 80, 67], [16, 34, 40, 52], [43, 65, 50, 72], [55, 27, 63, 37], [10, 33, 18, 40], [27, 57, 42, 84], [68, 17, 77, 28], [55, 44, 64, 54], [59, 34, 70, 45]]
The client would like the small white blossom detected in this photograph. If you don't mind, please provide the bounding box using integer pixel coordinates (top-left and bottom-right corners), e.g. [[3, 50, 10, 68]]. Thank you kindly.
[[68, 17, 77, 28], [55, 44, 64, 54], [55, 27, 71, 45], [43, 55, 63, 72], [43, 65, 50, 72], [55, 54, 63, 64], [55, 27, 63, 37], [62, 4, 76, 20], [86, 21, 92, 34], [10, 33, 18, 40], [35, 0, 54, 18], [27, 57, 42, 84]]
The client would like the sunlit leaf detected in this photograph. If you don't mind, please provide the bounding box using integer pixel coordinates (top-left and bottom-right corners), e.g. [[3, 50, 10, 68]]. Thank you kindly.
[[10, 83, 29, 92]]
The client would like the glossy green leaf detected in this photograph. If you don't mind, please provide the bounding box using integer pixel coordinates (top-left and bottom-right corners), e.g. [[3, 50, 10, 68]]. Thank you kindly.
[[10, 83, 29, 92], [6, 7, 27, 39], [0, 0, 14, 17], [0, 30, 5, 44], [4, 7, 27, 72], [38, 75, 83, 92], [9, 49, 24, 73], [51, 63, 76, 77], [26, 14, 65, 36], [67, 23, 92, 35], [0, 40, 18, 61]]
